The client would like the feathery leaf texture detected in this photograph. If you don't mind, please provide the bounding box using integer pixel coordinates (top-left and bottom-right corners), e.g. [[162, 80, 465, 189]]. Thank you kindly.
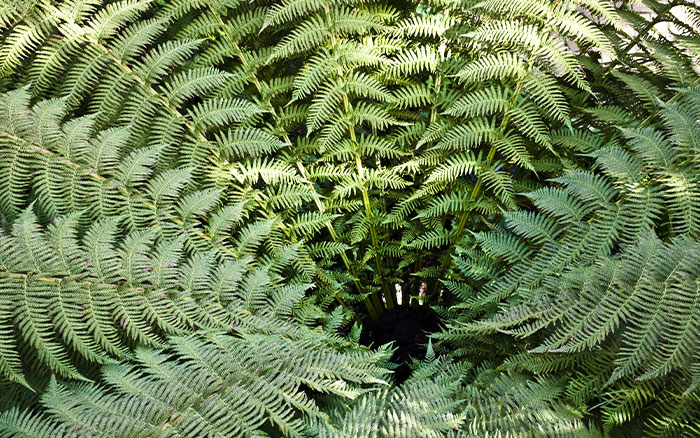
[[0, 0, 699, 436]]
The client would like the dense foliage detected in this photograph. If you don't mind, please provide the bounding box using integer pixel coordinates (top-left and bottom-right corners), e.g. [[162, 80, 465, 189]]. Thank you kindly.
[[0, 0, 698, 436]]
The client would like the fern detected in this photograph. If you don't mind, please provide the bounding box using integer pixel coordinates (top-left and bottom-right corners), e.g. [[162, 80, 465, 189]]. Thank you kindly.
[[0, 331, 393, 437], [439, 89, 700, 434], [1, 0, 699, 436], [0, 207, 326, 387]]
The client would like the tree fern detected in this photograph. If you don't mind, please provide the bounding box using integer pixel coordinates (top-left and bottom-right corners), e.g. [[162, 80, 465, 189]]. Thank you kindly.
[[1, 0, 699, 436]]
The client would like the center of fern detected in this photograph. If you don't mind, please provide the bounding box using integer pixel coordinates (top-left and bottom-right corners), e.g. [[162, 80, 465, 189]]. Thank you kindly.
[[360, 305, 440, 383]]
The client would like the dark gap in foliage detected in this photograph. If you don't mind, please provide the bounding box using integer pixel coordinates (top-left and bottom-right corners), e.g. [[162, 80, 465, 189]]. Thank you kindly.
[[360, 305, 440, 384]]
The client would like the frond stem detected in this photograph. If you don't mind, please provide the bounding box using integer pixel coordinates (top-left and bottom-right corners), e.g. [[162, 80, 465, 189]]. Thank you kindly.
[[325, 4, 393, 313], [208, 4, 373, 320], [0, 130, 240, 261], [600, 0, 680, 79], [433, 52, 539, 299]]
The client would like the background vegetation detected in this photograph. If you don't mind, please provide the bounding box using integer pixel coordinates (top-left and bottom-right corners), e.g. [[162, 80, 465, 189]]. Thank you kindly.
[[0, 0, 699, 436]]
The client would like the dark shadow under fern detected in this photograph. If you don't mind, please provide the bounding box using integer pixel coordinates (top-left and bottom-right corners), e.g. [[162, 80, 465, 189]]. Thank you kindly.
[[360, 305, 440, 384]]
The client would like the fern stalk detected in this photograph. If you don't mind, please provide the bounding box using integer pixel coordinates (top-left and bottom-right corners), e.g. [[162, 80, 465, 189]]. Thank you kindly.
[[207, 4, 380, 320], [2, 126, 248, 261], [296, 162, 382, 320], [0, 131, 106, 183], [601, 0, 681, 79], [324, 3, 395, 313], [433, 52, 540, 300]]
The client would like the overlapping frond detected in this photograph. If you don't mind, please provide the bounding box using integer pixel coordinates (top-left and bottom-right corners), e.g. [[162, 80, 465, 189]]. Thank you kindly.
[[0, 331, 392, 437]]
